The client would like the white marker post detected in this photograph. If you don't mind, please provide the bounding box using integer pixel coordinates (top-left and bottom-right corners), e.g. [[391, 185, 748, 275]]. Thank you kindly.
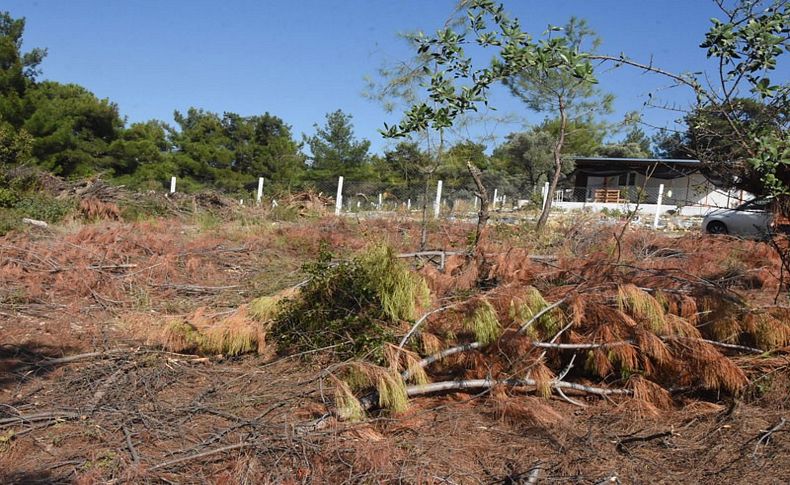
[[542, 181, 550, 210], [653, 183, 665, 229], [407, 198, 411, 211], [256, 177, 264, 204], [492, 188, 498, 210], [434, 180, 443, 218], [378, 193, 383, 210], [335, 176, 344, 216], [170, 176, 176, 194]]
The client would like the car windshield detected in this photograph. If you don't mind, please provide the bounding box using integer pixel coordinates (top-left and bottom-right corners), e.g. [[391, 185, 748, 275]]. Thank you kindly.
[[736, 198, 772, 211]]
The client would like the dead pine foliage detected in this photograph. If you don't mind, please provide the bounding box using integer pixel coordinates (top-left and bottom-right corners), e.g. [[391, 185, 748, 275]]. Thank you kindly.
[[327, 233, 789, 421], [79, 197, 121, 221], [3, 210, 790, 483]]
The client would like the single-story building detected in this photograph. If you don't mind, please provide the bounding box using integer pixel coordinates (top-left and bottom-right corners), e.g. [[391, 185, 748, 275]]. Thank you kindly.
[[551, 157, 750, 216]]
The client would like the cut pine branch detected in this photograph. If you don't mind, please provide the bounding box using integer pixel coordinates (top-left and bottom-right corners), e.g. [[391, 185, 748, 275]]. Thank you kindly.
[[404, 377, 632, 399]]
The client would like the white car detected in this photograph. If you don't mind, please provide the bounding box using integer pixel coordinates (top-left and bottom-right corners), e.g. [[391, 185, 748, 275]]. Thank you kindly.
[[702, 198, 774, 237]]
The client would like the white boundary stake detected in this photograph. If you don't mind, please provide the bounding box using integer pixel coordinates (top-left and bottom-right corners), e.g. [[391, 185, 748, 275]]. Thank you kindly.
[[653, 183, 665, 229], [256, 177, 264, 204], [434, 180, 443, 218], [407, 198, 411, 211], [378, 193, 383, 210], [492, 188, 498, 210], [541, 181, 550, 210], [170, 176, 176, 194], [335, 176, 344, 216]]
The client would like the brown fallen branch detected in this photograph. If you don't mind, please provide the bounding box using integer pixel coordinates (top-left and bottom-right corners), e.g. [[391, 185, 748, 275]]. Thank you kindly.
[[397, 250, 468, 258], [17, 348, 209, 372], [17, 349, 131, 371], [753, 417, 787, 457], [616, 430, 675, 452], [123, 426, 141, 465], [87, 263, 138, 270], [149, 442, 253, 471], [152, 283, 241, 294], [0, 411, 80, 427], [87, 363, 135, 414]]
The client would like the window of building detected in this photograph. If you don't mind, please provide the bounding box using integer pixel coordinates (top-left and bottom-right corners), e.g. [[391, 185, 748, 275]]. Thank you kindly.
[[618, 172, 635, 186]]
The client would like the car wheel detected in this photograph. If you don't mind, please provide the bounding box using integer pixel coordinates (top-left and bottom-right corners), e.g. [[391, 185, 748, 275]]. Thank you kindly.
[[707, 221, 728, 235]]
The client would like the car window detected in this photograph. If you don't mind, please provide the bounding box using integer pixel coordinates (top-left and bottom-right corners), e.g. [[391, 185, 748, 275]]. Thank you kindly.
[[738, 198, 772, 211]]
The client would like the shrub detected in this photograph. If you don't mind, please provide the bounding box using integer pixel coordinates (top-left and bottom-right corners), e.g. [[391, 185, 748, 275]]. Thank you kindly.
[[271, 243, 430, 363], [0, 188, 20, 208], [13, 194, 74, 223]]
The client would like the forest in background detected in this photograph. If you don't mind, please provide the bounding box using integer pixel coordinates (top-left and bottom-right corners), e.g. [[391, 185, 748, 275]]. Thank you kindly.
[[2, 11, 693, 199]]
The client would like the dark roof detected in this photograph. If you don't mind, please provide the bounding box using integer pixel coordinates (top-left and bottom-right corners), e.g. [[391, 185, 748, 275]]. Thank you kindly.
[[571, 157, 701, 180], [572, 157, 700, 165]]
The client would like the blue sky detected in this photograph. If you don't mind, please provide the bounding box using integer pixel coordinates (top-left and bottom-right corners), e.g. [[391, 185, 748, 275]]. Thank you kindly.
[[6, 0, 783, 153]]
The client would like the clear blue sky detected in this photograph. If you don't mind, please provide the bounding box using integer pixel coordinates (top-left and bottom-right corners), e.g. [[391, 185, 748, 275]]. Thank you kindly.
[[6, 0, 782, 153]]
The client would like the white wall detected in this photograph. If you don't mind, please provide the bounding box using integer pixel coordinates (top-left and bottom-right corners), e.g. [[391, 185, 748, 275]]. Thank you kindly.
[[551, 172, 753, 217]]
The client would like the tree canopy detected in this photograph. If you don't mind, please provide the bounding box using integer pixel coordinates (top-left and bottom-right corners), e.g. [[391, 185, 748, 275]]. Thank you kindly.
[[304, 110, 372, 180]]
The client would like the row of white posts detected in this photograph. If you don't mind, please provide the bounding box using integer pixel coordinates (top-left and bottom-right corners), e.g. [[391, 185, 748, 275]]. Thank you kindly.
[[168, 175, 496, 216], [168, 175, 667, 229], [334, 176, 444, 217]]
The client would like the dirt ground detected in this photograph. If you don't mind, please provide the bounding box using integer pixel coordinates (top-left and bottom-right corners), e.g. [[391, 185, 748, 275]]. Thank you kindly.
[[1, 214, 788, 484]]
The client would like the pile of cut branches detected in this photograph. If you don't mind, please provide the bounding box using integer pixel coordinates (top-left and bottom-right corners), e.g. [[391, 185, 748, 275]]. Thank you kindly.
[[325, 237, 790, 418], [145, 231, 790, 420], [279, 190, 334, 217]]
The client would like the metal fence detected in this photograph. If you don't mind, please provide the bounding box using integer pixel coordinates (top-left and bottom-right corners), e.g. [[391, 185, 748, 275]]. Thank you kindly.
[[300, 176, 539, 216]]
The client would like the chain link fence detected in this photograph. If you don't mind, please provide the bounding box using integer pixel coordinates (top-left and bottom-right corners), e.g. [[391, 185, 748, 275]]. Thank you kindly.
[[253, 175, 540, 217]]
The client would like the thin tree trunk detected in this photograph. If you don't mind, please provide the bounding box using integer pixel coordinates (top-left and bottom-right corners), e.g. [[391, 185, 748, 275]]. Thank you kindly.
[[467, 161, 489, 250], [536, 98, 567, 231], [419, 175, 430, 250]]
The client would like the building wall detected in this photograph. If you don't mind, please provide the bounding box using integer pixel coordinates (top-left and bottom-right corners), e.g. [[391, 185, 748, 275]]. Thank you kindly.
[[549, 171, 753, 216]]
